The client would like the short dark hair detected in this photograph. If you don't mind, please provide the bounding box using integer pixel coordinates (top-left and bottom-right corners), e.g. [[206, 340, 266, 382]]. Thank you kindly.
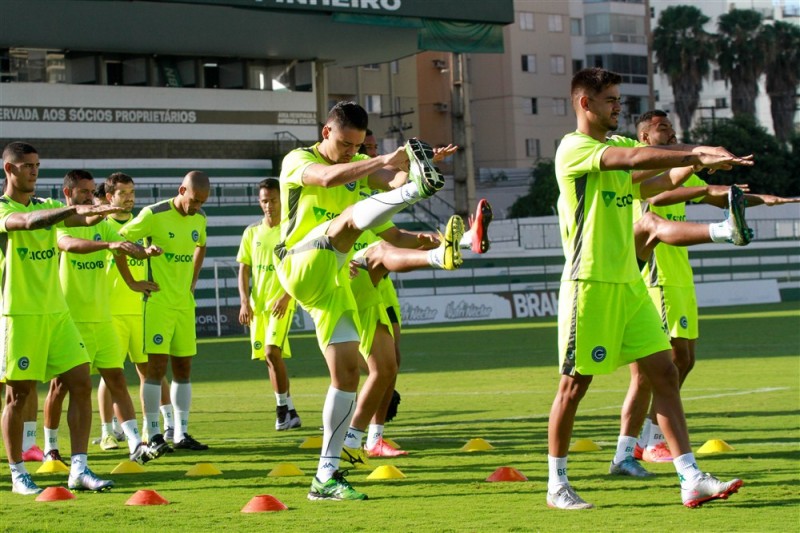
[[94, 182, 106, 199], [3, 142, 37, 163], [571, 68, 623, 99], [326, 101, 369, 131], [63, 169, 94, 190], [636, 109, 669, 134], [258, 178, 280, 192], [105, 172, 134, 195]]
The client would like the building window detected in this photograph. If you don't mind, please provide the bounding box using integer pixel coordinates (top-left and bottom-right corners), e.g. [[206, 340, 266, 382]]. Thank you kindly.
[[572, 59, 584, 74], [571, 18, 583, 36], [586, 54, 647, 84], [715, 97, 728, 109], [530, 98, 538, 115], [526, 138, 541, 159], [364, 94, 382, 114], [713, 69, 723, 81], [548, 14, 564, 32], [390, 61, 399, 75], [585, 13, 645, 44], [550, 55, 566, 75], [553, 98, 567, 116], [520, 12, 534, 31], [363, 64, 380, 71], [522, 54, 537, 73]]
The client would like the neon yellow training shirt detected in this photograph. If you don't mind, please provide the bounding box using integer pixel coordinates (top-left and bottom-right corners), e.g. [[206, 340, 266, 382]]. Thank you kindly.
[[57, 220, 124, 322], [105, 216, 148, 316], [555, 132, 642, 283], [279, 143, 370, 250], [0, 196, 69, 315], [119, 199, 206, 310]]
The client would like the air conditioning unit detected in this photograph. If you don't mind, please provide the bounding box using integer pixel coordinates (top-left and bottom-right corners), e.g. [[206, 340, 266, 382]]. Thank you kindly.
[[434, 102, 449, 113]]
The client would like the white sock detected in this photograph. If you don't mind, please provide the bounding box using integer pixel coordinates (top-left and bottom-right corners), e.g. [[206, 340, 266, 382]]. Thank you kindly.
[[22, 421, 37, 451], [142, 382, 162, 437], [111, 416, 122, 435], [44, 427, 58, 455], [160, 403, 174, 429], [647, 422, 666, 449], [286, 396, 296, 410], [366, 424, 384, 449], [70, 453, 87, 478], [352, 182, 422, 230], [121, 419, 142, 453], [317, 386, 356, 483], [427, 246, 445, 269], [637, 418, 652, 449], [613, 435, 637, 464], [10, 461, 29, 482], [459, 229, 473, 249], [171, 381, 192, 442], [101, 422, 113, 439], [673, 452, 703, 487], [275, 392, 288, 407], [709, 221, 732, 243], [547, 455, 569, 493], [343, 426, 365, 449]]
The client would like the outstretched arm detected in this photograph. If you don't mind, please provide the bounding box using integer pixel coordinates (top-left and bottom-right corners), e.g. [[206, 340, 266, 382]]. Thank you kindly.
[[64, 204, 125, 227], [2, 205, 77, 231]]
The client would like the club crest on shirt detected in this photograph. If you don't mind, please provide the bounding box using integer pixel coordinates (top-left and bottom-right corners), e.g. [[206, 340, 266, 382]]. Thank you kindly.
[[192, 230, 199, 242], [345, 181, 357, 192]]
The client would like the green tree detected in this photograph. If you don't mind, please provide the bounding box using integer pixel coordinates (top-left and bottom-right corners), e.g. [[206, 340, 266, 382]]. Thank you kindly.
[[691, 115, 798, 196], [763, 21, 800, 143], [716, 9, 768, 118], [652, 6, 715, 141], [508, 160, 559, 218]]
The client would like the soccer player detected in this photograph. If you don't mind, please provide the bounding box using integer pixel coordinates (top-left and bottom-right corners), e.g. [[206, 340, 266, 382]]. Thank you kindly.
[[0, 142, 120, 495], [97, 173, 173, 449], [625, 110, 800, 463], [274, 101, 454, 500], [41, 170, 167, 465], [546, 68, 752, 509], [237, 178, 302, 431], [119, 171, 210, 452]]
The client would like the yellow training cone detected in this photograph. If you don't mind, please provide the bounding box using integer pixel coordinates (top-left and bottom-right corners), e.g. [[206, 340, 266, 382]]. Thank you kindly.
[[186, 463, 223, 476], [366, 465, 406, 480], [569, 439, 602, 452], [111, 461, 146, 474], [697, 439, 735, 454], [299, 435, 323, 449], [267, 463, 304, 477], [460, 438, 495, 452], [36, 460, 70, 475]]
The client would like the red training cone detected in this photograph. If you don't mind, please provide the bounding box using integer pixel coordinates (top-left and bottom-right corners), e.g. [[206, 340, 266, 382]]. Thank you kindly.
[[35, 486, 76, 502], [241, 494, 288, 513], [486, 466, 528, 482], [125, 489, 169, 506]]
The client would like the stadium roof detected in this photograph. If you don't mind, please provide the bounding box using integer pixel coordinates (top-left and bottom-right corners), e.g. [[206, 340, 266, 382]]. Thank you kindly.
[[3, 0, 514, 66]]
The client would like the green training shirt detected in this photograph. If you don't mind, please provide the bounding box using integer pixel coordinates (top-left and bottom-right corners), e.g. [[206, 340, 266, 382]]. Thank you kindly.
[[555, 132, 642, 283], [279, 143, 370, 249], [0, 196, 68, 315], [237, 221, 290, 314], [637, 174, 707, 288], [57, 220, 123, 322], [119, 199, 206, 310], [105, 216, 147, 316]]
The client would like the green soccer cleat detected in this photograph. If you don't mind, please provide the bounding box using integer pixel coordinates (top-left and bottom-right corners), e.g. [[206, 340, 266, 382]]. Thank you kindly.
[[308, 470, 367, 501], [608, 457, 654, 477], [441, 215, 465, 270], [405, 138, 443, 198], [727, 185, 752, 246]]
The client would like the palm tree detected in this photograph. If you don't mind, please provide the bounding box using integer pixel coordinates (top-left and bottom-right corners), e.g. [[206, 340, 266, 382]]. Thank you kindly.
[[762, 21, 800, 143], [716, 9, 768, 118], [652, 6, 715, 141]]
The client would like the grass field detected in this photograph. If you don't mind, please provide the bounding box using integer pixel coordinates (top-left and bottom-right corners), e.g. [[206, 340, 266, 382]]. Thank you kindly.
[[2, 302, 798, 532]]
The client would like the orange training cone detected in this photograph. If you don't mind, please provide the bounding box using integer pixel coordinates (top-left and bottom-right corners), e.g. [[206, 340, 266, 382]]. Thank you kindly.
[[126, 489, 169, 506], [241, 494, 288, 513], [35, 486, 76, 502], [486, 467, 528, 482]]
